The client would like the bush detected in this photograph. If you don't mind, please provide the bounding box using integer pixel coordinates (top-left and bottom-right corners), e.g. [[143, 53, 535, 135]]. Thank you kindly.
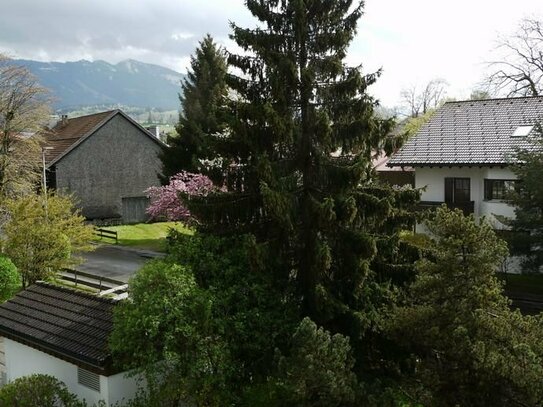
[[0, 256, 20, 302], [0, 374, 86, 406], [2, 193, 94, 287]]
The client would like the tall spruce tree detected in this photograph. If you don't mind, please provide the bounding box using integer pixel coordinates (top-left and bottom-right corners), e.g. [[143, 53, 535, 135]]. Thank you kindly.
[[188, 0, 418, 376], [160, 34, 228, 181]]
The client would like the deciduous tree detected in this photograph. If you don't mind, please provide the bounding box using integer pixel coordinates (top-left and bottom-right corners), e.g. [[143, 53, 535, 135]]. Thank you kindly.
[[110, 260, 222, 406], [486, 18, 543, 96], [400, 78, 448, 118], [111, 235, 299, 406], [146, 171, 216, 222], [402, 109, 436, 139], [0, 55, 50, 198], [2, 193, 94, 287]]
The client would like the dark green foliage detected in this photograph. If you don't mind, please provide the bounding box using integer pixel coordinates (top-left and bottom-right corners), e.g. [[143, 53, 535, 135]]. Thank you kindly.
[[112, 233, 299, 406], [110, 259, 226, 406], [505, 124, 543, 272], [0, 374, 86, 407], [117, 2, 424, 404], [167, 232, 299, 390], [160, 35, 228, 181], [248, 317, 358, 407], [0, 256, 20, 302], [186, 1, 419, 383], [389, 207, 543, 406]]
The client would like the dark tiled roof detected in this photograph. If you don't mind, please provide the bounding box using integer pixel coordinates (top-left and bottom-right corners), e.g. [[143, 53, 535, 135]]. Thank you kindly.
[[389, 96, 543, 167], [0, 282, 117, 374], [44, 110, 116, 164]]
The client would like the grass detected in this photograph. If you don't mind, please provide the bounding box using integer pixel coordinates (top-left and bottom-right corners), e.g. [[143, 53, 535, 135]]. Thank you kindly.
[[499, 273, 543, 296], [95, 221, 193, 252]]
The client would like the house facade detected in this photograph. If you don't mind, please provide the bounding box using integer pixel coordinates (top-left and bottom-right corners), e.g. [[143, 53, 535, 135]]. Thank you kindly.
[[372, 152, 414, 187], [0, 283, 139, 406], [45, 110, 164, 223], [389, 96, 543, 229]]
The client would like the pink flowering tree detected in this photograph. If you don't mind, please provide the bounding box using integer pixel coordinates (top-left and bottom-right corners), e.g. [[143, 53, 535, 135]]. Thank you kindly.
[[146, 171, 216, 222]]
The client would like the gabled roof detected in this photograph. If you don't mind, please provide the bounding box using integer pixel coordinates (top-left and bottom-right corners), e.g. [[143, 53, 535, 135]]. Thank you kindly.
[[372, 152, 413, 172], [0, 282, 117, 374], [389, 96, 543, 167], [44, 109, 164, 167]]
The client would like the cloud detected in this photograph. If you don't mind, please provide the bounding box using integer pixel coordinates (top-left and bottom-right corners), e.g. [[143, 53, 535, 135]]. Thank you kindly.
[[356, 0, 543, 106], [0, 0, 250, 72], [1, 0, 543, 106]]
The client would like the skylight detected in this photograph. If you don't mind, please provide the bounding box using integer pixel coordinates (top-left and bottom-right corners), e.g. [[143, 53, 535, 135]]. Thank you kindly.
[[512, 125, 533, 137]]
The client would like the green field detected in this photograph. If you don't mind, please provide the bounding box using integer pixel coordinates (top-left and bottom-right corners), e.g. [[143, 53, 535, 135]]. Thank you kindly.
[[95, 222, 192, 252]]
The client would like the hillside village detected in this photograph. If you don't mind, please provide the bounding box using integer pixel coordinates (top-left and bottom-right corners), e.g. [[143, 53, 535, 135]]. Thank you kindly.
[[1, 2, 543, 406]]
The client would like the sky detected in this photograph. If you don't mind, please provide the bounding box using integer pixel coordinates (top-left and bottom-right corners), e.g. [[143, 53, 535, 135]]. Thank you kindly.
[[1, 0, 542, 109]]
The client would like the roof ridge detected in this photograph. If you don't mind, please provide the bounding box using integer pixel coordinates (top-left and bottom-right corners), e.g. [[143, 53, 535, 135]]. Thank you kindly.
[[62, 109, 118, 121], [444, 95, 543, 105]]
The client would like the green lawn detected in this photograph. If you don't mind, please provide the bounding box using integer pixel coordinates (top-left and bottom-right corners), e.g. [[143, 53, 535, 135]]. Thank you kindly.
[[95, 222, 193, 252]]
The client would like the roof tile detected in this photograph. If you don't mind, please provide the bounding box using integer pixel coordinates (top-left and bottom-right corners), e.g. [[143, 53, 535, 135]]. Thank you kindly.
[[389, 96, 543, 166], [44, 111, 116, 164], [0, 282, 117, 371]]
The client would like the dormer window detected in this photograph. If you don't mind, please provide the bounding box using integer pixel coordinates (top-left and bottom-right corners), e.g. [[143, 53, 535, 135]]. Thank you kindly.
[[512, 125, 533, 137]]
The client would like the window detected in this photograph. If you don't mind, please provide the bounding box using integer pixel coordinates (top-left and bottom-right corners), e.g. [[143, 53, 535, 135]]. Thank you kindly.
[[512, 125, 533, 137], [445, 178, 470, 203], [77, 367, 100, 392], [484, 179, 517, 200]]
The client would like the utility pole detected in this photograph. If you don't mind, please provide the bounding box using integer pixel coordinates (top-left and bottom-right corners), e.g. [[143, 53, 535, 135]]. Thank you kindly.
[[42, 146, 53, 218]]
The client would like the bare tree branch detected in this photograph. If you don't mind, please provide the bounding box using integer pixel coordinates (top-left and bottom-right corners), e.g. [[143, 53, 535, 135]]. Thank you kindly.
[[486, 18, 543, 97], [0, 55, 51, 198], [400, 78, 448, 118]]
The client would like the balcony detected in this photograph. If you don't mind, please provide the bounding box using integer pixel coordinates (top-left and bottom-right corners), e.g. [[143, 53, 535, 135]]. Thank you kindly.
[[418, 201, 475, 216]]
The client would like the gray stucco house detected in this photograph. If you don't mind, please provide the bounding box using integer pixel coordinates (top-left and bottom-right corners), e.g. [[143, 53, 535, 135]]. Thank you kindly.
[[44, 110, 164, 223]]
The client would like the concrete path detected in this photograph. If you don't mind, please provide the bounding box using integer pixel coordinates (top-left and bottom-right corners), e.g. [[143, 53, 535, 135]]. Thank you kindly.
[[75, 244, 165, 283]]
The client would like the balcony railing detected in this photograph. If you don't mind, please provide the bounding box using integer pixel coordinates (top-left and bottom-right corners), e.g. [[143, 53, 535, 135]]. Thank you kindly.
[[418, 201, 475, 216]]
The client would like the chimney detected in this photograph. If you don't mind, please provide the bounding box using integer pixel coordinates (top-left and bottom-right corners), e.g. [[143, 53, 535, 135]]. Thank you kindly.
[[59, 114, 68, 127], [146, 125, 160, 139]]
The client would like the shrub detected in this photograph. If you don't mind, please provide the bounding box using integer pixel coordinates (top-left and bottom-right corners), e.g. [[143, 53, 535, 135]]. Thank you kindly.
[[0, 256, 20, 302], [0, 374, 86, 406]]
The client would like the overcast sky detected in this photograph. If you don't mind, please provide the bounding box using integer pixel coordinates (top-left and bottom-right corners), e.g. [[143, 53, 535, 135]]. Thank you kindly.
[[1, 0, 542, 109]]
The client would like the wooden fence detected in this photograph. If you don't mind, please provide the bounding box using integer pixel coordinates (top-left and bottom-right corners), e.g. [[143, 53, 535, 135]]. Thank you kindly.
[[94, 228, 118, 244], [59, 268, 126, 294]]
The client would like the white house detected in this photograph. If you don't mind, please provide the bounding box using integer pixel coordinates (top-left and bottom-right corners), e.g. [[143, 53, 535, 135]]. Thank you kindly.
[[0, 282, 140, 406], [389, 96, 543, 229]]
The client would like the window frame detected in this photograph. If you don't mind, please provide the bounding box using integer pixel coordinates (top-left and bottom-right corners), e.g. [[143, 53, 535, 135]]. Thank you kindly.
[[444, 177, 471, 203], [483, 179, 517, 201]]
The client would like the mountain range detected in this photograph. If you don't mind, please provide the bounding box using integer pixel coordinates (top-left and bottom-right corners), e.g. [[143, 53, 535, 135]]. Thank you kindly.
[[16, 59, 185, 111]]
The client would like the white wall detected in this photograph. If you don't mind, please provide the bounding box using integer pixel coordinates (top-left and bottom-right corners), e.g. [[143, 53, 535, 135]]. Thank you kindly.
[[4, 339, 139, 406], [416, 166, 517, 228], [106, 370, 143, 406]]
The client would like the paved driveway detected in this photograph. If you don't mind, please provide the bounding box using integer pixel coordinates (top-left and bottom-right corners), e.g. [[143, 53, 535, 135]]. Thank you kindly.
[[75, 244, 165, 283]]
